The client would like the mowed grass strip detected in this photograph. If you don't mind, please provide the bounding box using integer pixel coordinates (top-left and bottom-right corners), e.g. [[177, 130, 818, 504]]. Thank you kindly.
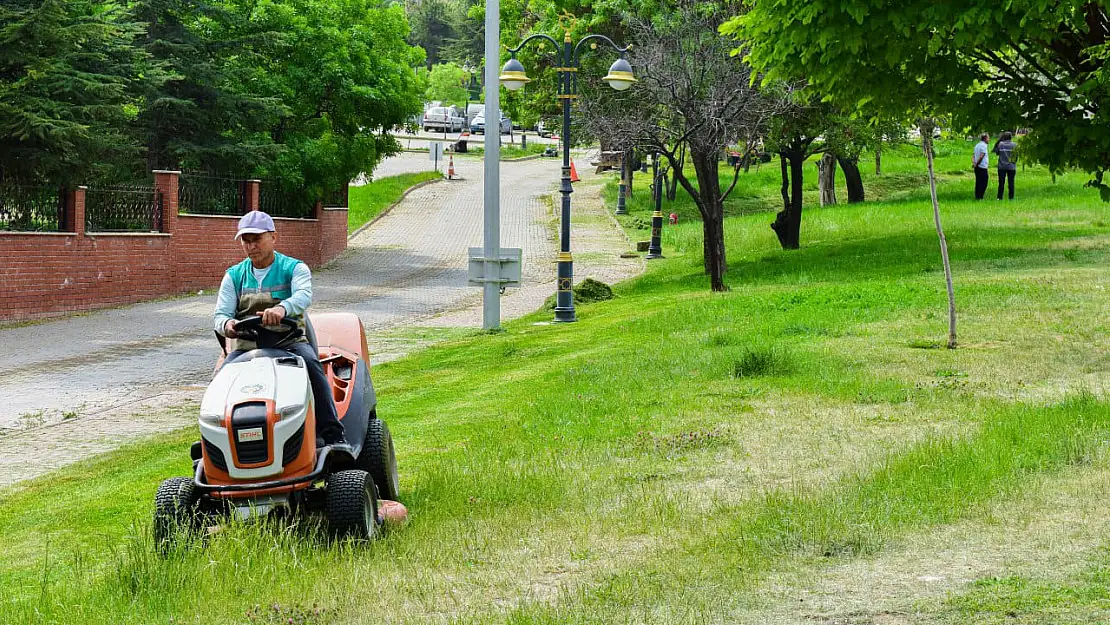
[[3, 141, 1110, 624], [347, 170, 443, 234]]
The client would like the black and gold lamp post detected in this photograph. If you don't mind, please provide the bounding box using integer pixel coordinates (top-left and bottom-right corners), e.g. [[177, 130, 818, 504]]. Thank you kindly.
[[646, 152, 665, 259], [500, 16, 635, 322]]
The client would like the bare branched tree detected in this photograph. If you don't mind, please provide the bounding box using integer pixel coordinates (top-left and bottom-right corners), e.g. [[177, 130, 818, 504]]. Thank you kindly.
[[578, 1, 781, 291]]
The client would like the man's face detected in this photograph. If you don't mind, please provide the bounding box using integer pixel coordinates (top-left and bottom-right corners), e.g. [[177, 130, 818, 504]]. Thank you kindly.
[[240, 231, 277, 266]]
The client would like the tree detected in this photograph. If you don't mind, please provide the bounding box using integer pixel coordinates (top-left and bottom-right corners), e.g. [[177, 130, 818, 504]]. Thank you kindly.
[[580, 1, 778, 291], [251, 0, 425, 201], [724, 0, 1034, 348], [727, 0, 1110, 199], [133, 0, 283, 175], [0, 0, 148, 184], [764, 95, 825, 250], [405, 0, 454, 67], [423, 62, 469, 108]]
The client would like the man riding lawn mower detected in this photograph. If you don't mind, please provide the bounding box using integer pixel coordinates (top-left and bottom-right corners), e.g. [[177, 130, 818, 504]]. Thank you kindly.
[[153, 212, 403, 547]]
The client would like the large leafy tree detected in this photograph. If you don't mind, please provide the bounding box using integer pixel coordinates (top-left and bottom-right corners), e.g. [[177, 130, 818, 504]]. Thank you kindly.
[[0, 0, 148, 184], [720, 0, 1087, 346], [726, 0, 1110, 199], [249, 0, 425, 200], [423, 62, 469, 108]]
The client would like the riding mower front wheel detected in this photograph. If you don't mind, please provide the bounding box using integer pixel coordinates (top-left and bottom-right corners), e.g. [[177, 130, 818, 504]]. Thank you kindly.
[[325, 470, 379, 540], [153, 477, 199, 553]]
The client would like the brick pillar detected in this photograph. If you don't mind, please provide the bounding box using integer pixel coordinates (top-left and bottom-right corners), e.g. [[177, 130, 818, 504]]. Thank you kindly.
[[64, 187, 87, 235], [153, 170, 181, 293], [153, 170, 180, 234], [245, 180, 261, 211]]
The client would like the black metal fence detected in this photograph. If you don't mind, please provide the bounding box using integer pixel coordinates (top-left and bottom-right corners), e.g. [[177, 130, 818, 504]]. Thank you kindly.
[[85, 185, 163, 232], [179, 173, 246, 216], [0, 182, 65, 232], [259, 182, 314, 219], [321, 186, 349, 209]]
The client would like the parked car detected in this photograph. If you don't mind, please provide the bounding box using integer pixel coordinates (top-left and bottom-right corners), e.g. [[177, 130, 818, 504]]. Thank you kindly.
[[471, 111, 512, 135], [423, 106, 465, 133]]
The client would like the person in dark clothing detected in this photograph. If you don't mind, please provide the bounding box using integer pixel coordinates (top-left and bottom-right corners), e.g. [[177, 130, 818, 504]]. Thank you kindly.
[[973, 133, 990, 200], [993, 131, 1018, 200]]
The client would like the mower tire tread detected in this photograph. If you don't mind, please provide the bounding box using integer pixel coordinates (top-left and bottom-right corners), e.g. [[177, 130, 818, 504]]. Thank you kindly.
[[153, 477, 197, 551], [358, 416, 400, 501], [325, 469, 378, 540]]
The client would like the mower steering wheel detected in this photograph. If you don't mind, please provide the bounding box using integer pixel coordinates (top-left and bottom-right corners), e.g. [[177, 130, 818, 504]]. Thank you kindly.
[[232, 316, 301, 348]]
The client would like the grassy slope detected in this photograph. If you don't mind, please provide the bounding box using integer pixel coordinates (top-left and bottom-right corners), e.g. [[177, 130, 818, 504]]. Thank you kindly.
[[347, 171, 443, 234], [4, 141, 1110, 624]]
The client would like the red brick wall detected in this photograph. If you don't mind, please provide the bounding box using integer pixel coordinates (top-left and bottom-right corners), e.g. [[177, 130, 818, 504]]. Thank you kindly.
[[0, 233, 173, 320], [0, 178, 348, 323]]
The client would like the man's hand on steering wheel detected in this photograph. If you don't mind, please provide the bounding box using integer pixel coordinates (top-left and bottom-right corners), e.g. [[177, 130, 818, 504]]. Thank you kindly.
[[259, 305, 286, 326]]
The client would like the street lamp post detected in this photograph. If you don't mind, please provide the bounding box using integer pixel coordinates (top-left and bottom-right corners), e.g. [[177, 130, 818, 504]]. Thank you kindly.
[[500, 19, 635, 323], [463, 63, 480, 128], [646, 152, 664, 259]]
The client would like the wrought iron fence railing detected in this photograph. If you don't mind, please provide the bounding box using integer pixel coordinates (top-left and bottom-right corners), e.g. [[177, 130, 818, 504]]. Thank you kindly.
[[321, 186, 349, 209], [0, 183, 65, 232], [85, 185, 163, 232], [179, 173, 246, 216], [259, 182, 314, 218]]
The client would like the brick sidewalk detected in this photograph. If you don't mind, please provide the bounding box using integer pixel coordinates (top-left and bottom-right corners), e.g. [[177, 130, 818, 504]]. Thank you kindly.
[[0, 152, 642, 485]]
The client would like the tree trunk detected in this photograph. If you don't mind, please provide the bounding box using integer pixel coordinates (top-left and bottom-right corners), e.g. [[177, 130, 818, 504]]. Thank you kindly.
[[779, 153, 790, 213], [667, 145, 685, 201], [875, 140, 882, 176], [838, 155, 865, 203], [772, 151, 804, 249], [689, 148, 728, 290], [817, 152, 837, 206], [921, 122, 957, 349]]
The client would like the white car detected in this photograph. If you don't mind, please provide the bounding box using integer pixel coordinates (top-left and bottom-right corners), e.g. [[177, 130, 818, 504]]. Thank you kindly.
[[423, 107, 465, 133]]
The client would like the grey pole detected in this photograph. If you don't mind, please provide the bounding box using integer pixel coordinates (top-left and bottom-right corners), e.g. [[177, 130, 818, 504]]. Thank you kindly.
[[482, 0, 501, 330]]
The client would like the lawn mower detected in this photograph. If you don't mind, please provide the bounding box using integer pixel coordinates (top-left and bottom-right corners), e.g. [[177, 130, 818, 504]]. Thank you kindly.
[[153, 313, 399, 547]]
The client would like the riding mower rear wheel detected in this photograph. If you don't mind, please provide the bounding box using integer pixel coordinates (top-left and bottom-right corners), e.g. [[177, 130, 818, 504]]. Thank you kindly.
[[325, 470, 379, 540], [357, 415, 400, 501]]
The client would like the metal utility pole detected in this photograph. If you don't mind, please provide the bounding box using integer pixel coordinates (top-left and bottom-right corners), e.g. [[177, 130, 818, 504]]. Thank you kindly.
[[482, 0, 501, 330]]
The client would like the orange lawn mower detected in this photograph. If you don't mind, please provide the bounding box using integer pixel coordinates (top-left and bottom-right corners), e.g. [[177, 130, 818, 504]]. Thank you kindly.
[[153, 313, 403, 548]]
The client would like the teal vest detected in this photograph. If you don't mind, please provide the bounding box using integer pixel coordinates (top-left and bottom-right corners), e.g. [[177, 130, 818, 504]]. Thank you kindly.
[[226, 252, 307, 351]]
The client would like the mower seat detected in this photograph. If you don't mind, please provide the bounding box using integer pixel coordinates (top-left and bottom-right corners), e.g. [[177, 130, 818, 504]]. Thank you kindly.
[[304, 315, 320, 355]]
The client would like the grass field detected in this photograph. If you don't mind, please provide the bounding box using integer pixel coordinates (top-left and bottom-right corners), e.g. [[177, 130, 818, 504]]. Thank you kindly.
[[347, 171, 443, 234], [4, 139, 1110, 624]]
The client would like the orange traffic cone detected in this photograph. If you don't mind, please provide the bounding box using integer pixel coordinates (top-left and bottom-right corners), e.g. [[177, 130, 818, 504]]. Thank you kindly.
[[569, 160, 580, 183], [448, 152, 455, 180]]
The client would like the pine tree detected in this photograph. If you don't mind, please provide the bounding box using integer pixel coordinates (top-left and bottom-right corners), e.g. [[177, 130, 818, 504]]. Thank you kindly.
[[131, 0, 282, 174], [0, 0, 147, 184]]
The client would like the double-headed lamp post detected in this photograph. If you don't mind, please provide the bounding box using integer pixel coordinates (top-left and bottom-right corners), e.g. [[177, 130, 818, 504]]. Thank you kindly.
[[500, 25, 635, 323]]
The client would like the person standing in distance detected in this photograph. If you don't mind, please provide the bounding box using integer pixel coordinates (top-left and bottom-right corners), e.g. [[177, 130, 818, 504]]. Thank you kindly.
[[973, 132, 990, 200], [212, 211, 348, 447], [993, 131, 1018, 200]]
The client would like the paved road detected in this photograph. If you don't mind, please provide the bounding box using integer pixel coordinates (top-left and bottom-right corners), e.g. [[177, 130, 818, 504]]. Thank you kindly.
[[0, 152, 639, 486]]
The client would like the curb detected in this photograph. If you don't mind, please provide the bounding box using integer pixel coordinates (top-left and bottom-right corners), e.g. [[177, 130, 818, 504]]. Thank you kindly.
[[502, 154, 546, 163], [348, 176, 445, 241]]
